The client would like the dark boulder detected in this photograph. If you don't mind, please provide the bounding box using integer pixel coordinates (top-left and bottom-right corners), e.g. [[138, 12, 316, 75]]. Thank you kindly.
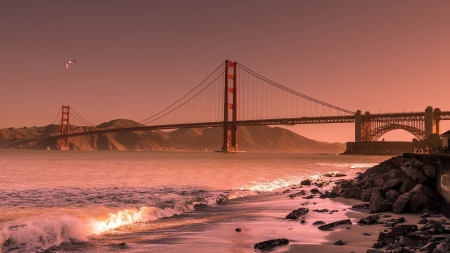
[[383, 179, 403, 192], [407, 193, 431, 213], [300, 179, 311, 186], [358, 214, 380, 225], [285, 208, 309, 219], [410, 184, 440, 200], [385, 189, 400, 204], [401, 165, 428, 184], [361, 188, 375, 202], [318, 219, 352, 231], [254, 238, 289, 250], [392, 192, 413, 214], [423, 165, 436, 179], [370, 189, 392, 213], [398, 178, 417, 193], [344, 187, 361, 198], [352, 203, 370, 209]]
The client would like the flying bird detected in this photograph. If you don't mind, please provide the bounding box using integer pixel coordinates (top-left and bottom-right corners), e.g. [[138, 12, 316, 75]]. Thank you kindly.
[[66, 60, 77, 69]]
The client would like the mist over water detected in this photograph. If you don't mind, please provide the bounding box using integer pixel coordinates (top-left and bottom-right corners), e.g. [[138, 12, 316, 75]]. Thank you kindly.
[[0, 150, 389, 252]]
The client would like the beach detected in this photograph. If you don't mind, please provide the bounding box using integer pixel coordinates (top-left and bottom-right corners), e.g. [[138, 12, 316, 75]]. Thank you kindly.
[[2, 151, 421, 252]]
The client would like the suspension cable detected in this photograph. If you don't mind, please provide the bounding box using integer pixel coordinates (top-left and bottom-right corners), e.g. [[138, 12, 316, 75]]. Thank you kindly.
[[142, 71, 225, 125], [139, 61, 226, 124], [52, 108, 62, 125], [70, 108, 96, 126], [238, 64, 354, 115]]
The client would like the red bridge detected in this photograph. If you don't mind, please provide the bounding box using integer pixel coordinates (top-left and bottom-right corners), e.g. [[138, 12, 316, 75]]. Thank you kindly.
[[50, 60, 450, 151]]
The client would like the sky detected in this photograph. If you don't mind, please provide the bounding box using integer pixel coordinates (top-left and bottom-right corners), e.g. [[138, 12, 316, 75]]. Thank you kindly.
[[1, 0, 450, 143]]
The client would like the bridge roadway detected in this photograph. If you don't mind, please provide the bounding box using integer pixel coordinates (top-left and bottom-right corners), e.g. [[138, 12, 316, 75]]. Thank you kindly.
[[48, 115, 355, 139], [46, 110, 450, 140]]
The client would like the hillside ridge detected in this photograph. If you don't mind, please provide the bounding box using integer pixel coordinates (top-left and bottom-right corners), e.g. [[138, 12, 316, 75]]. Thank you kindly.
[[0, 119, 345, 153]]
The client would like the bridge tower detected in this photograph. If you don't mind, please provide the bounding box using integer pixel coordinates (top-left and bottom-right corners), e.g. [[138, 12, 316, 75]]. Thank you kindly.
[[425, 106, 442, 138], [222, 60, 238, 152], [60, 105, 70, 150]]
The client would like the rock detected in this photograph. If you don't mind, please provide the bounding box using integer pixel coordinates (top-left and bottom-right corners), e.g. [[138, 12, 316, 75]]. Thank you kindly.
[[408, 193, 431, 213], [313, 221, 325, 225], [410, 184, 440, 200], [310, 188, 321, 194], [386, 189, 401, 203], [333, 239, 346, 245], [415, 161, 424, 166], [370, 242, 385, 250], [282, 189, 291, 193], [361, 188, 375, 202], [289, 190, 306, 199], [419, 242, 437, 252], [399, 179, 417, 193], [418, 218, 428, 224], [398, 236, 418, 246], [285, 208, 309, 219], [392, 192, 413, 214], [401, 165, 428, 184], [318, 219, 352, 231], [330, 185, 343, 197], [300, 179, 312, 186], [335, 173, 346, 177], [344, 187, 361, 198], [358, 214, 380, 225], [385, 217, 405, 224], [313, 209, 329, 213], [352, 203, 370, 209], [254, 238, 289, 250], [300, 219, 306, 224], [383, 179, 403, 191], [363, 232, 372, 236], [386, 224, 418, 238], [432, 244, 448, 253], [370, 189, 392, 213], [235, 228, 241, 232], [423, 165, 437, 179]]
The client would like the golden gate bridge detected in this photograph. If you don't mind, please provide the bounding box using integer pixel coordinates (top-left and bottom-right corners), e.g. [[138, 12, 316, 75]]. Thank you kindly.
[[32, 60, 450, 151]]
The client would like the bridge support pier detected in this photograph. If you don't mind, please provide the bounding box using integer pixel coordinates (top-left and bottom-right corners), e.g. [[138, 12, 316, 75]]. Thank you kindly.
[[60, 105, 70, 150], [221, 60, 239, 152], [355, 110, 362, 142], [425, 106, 441, 139]]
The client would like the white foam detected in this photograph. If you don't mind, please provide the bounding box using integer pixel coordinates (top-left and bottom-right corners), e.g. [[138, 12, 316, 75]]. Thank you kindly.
[[0, 217, 87, 252]]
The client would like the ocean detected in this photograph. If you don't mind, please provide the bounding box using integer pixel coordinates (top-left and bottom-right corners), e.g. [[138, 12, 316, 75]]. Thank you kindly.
[[0, 150, 391, 252]]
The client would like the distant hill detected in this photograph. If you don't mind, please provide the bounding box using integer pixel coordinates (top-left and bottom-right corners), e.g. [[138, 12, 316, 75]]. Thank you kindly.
[[0, 119, 345, 153]]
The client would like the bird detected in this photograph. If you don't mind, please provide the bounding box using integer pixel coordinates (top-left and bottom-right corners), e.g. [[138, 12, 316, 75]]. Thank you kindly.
[[66, 60, 77, 69]]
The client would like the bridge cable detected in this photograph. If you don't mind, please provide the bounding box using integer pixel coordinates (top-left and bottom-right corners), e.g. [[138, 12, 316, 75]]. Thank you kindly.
[[70, 108, 96, 126], [52, 108, 62, 125], [141, 71, 225, 125], [139, 61, 226, 124], [237, 64, 354, 115]]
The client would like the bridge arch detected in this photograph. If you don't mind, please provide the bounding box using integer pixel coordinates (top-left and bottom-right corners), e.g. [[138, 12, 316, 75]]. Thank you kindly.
[[363, 123, 425, 141]]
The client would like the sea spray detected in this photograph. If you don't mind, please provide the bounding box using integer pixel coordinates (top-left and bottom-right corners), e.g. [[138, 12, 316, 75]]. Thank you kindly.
[[0, 217, 87, 252]]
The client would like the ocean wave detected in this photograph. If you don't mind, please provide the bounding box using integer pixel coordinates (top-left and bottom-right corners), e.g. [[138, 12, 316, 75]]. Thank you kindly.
[[0, 188, 253, 252]]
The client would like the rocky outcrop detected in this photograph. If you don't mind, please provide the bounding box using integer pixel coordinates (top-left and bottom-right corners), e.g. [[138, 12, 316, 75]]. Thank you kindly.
[[367, 220, 450, 252], [332, 156, 444, 215]]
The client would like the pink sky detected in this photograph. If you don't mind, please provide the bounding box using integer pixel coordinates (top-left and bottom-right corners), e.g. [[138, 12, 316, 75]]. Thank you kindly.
[[1, 1, 449, 143]]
